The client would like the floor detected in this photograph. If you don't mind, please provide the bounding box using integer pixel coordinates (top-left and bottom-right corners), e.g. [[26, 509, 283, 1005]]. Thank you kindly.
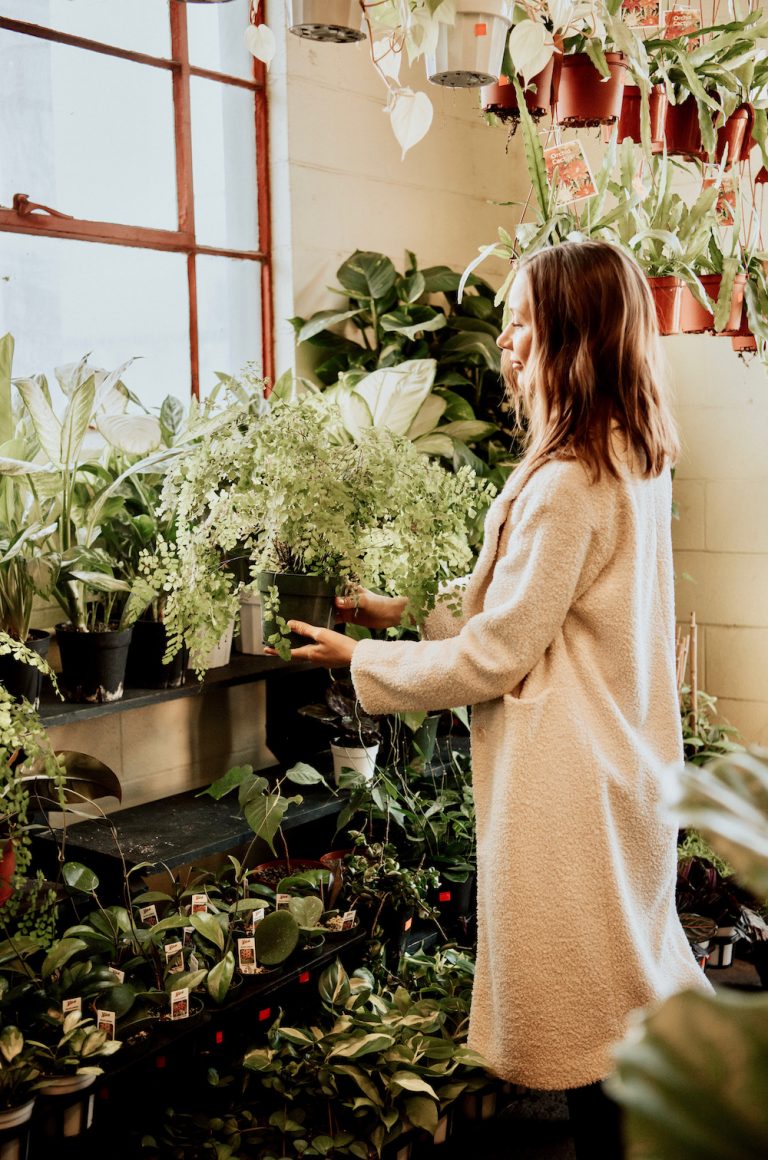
[[424, 956, 764, 1160]]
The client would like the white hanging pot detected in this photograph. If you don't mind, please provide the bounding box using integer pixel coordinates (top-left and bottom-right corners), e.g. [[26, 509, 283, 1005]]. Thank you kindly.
[[236, 592, 264, 655], [189, 619, 235, 671], [331, 740, 379, 784], [286, 0, 365, 43], [426, 0, 512, 88]]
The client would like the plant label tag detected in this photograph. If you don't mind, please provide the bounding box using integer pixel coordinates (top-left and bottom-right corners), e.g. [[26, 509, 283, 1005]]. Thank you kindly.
[[191, 893, 208, 914], [183, 926, 195, 945], [165, 941, 185, 974], [621, 0, 660, 28], [109, 966, 125, 984], [251, 907, 266, 930], [62, 997, 81, 1016], [543, 141, 597, 207], [341, 909, 358, 930], [238, 937, 257, 973], [663, 7, 700, 47], [139, 904, 158, 927], [96, 1009, 116, 1040], [170, 987, 190, 1021], [275, 893, 291, 910]]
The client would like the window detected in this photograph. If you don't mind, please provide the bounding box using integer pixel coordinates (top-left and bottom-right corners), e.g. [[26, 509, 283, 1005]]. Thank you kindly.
[[0, 0, 272, 408]]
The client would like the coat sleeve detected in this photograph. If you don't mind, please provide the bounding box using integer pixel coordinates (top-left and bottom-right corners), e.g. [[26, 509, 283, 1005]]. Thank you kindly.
[[350, 466, 616, 714], [420, 575, 470, 641]]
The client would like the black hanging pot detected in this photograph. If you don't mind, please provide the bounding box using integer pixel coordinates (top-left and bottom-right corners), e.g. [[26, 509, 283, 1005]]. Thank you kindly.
[[125, 619, 187, 690], [257, 572, 335, 652], [55, 624, 133, 703], [0, 629, 51, 708]]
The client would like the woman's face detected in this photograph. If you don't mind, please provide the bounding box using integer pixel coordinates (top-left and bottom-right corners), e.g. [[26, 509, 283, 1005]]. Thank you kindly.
[[497, 271, 534, 408]]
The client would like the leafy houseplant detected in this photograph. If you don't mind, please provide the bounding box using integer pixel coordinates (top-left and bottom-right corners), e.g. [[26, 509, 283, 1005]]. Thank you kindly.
[[147, 391, 494, 666], [298, 677, 383, 785], [0, 1026, 38, 1113]]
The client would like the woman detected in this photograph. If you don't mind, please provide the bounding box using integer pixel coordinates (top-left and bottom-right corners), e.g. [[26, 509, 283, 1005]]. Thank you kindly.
[[268, 241, 712, 1151]]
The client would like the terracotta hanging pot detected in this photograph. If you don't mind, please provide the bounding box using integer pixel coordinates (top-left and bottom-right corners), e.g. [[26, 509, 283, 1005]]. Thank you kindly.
[[553, 52, 627, 128], [715, 103, 753, 166], [679, 273, 747, 335], [481, 57, 555, 120], [647, 275, 683, 336], [610, 84, 667, 148], [664, 96, 703, 158], [727, 306, 756, 351]]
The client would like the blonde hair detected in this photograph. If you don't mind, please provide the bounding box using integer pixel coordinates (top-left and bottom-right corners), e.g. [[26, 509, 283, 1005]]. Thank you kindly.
[[506, 241, 679, 481]]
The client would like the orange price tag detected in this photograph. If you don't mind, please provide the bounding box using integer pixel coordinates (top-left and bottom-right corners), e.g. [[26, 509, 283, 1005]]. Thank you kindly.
[[474, 22, 487, 36]]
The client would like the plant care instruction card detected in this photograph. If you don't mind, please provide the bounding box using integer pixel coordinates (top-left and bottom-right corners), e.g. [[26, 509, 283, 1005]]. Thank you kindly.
[[621, 0, 661, 28], [663, 7, 700, 46], [543, 141, 597, 207]]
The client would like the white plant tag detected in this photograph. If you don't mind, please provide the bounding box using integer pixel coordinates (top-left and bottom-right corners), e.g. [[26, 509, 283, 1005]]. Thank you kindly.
[[170, 987, 190, 1021], [238, 937, 257, 974], [96, 1009, 116, 1041], [139, 904, 158, 927]]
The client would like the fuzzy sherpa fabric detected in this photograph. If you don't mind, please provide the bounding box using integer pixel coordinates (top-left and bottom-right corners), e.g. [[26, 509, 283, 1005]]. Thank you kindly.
[[350, 457, 714, 1089]]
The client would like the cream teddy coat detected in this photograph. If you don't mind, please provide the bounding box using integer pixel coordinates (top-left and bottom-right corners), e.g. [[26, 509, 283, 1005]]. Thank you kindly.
[[351, 456, 713, 1090]]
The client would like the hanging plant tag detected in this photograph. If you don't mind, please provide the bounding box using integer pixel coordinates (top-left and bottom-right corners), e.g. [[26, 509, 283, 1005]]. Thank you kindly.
[[703, 175, 736, 224], [621, 0, 660, 28], [543, 141, 597, 207], [139, 904, 158, 927], [170, 988, 190, 1021], [238, 937, 257, 973], [96, 1010, 116, 1041], [191, 893, 208, 915], [165, 941, 185, 974], [663, 8, 700, 48]]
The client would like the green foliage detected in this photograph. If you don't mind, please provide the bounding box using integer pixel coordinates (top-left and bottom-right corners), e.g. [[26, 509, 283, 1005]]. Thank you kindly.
[[681, 687, 743, 767], [0, 1025, 38, 1110]]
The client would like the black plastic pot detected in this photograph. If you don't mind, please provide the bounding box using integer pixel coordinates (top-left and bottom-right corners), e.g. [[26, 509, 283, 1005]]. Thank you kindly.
[[55, 623, 133, 703], [0, 628, 50, 708], [257, 571, 335, 651], [125, 619, 187, 690]]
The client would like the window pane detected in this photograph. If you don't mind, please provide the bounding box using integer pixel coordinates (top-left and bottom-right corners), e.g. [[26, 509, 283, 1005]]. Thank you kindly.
[[0, 0, 171, 57], [0, 31, 177, 228], [197, 255, 261, 397], [0, 233, 190, 412], [187, 0, 253, 80], [191, 76, 258, 250]]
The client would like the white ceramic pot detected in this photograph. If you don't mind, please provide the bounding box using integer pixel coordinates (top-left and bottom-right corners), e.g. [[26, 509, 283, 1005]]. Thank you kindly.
[[286, 0, 365, 42], [0, 1098, 34, 1160], [35, 1073, 96, 1138], [236, 593, 264, 655], [189, 619, 234, 671], [330, 741, 379, 785], [426, 0, 512, 87]]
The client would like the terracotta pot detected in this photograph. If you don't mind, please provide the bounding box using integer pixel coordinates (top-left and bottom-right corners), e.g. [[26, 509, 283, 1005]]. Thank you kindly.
[[648, 275, 683, 336], [664, 96, 703, 158], [553, 52, 627, 127], [610, 84, 667, 148], [481, 57, 555, 119], [716, 103, 753, 166], [728, 306, 756, 350], [679, 274, 746, 335]]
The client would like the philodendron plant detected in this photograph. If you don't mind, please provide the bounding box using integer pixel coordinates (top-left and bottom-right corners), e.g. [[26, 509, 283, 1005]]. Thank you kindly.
[[608, 749, 768, 1158]]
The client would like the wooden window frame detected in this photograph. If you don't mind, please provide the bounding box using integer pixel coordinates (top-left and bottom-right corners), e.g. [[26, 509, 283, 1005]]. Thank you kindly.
[[0, 2, 274, 394]]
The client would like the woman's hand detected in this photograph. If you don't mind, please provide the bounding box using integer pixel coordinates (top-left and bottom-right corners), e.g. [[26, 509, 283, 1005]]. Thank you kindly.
[[334, 586, 408, 630], [264, 622, 358, 668]]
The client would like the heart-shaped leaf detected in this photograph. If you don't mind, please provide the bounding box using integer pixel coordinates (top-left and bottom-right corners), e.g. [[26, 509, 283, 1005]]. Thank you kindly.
[[244, 23, 275, 67], [388, 89, 433, 159]]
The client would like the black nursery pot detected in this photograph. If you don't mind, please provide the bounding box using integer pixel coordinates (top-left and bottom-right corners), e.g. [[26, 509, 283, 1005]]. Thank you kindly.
[[257, 571, 335, 651], [0, 628, 50, 708], [125, 619, 187, 690], [55, 623, 133, 703]]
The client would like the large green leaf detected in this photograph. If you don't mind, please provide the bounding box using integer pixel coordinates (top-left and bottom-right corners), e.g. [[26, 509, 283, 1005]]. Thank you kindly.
[[440, 332, 501, 372], [15, 376, 61, 464], [288, 895, 323, 929], [207, 950, 235, 1004], [59, 376, 96, 467], [243, 792, 302, 855], [95, 414, 162, 455], [190, 912, 226, 952], [0, 334, 13, 445], [407, 395, 447, 440], [199, 764, 253, 801], [336, 252, 397, 301], [327, 1033, 396, 1060], [609, 990, 768, 1159], [379, 308, 446, 342], [352, 359, 436, 436], [389, 1071, 438, 1099], [62, 862, 99, 894], [297, 310, 362, 344], [42, 937, 87, 978], [284, 762, 327, 786], [405, 1095, 438, 1135]]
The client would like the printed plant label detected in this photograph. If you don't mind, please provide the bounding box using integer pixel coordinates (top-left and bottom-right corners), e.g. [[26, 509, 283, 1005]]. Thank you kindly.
[[543, 140, 597, 207]]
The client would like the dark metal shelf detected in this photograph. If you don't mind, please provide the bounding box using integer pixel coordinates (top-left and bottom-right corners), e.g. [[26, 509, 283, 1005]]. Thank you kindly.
[[38, 651, 315, 728]]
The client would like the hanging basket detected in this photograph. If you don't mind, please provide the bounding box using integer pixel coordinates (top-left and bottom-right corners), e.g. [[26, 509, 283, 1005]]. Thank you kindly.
[[286, 0, 365, 43], [553, 52, 627, 128], [480, 58, 555, 120], [664, 96, 703, 158], [679, 274, 747, 335], [647, 275, 683, 336], [426, 0, 512, 88], [715, 103, 753, 166], [610, 83, 666, 149]]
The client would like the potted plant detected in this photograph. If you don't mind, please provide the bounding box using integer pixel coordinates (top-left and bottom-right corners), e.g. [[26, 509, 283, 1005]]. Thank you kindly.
[[425, 0, 513, 88], [28, 1011, 121, 1141], [298, 677, 383, 784], [0, 1026, 39, 1149]]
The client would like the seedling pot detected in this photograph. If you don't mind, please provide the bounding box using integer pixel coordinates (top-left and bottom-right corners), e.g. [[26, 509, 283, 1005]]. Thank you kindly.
[[125, 619, 187, 689], [0, 628, 50, 708], [427, 0, 512, 88], [257, 571, 335, 651], [286, 0, 365, 43], [553, 52, 627, 127], [330, 740, 379, 784], [55, 623, 133, 704]]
